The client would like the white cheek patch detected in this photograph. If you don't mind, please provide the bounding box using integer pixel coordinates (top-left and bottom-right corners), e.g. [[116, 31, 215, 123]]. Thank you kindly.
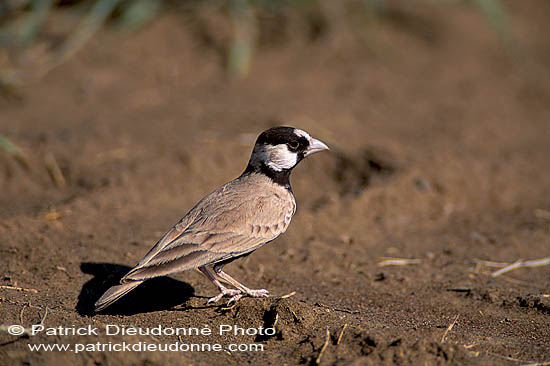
[[255, 144, 297, 171]]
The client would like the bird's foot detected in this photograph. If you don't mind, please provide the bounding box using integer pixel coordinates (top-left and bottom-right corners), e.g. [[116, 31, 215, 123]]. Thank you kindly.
[[227, 288, 269, 305], [207, 288, 242, 304], [208, 287, 270, 305]]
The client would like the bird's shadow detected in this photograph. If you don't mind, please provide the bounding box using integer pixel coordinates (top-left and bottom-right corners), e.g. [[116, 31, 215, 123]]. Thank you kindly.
[[77, 262, 194, 316]]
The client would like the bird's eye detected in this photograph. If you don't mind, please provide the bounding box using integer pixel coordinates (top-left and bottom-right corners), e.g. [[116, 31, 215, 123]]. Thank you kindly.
[[287, 141, 299, 150]]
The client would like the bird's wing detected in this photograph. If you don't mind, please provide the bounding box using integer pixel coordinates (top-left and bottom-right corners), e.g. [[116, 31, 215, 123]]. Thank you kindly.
[[121, 176, 295, 282], [132, 208, 200, 268]]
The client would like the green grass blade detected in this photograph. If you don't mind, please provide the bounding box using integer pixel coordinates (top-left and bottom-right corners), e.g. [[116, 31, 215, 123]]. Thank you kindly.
[[0, 135, 28, 168], [472, 0, 511, 42]]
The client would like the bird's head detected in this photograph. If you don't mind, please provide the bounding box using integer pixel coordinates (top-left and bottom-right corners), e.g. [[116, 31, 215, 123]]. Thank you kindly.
[[247, 126, 329, 174]]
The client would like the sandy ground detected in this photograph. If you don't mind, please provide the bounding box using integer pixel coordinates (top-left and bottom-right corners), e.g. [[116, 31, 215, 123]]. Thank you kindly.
[[1, 1, 549, 365]]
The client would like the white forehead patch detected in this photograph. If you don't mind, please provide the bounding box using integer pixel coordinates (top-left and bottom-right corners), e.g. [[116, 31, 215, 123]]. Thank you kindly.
[[254, 144, 297, 171], [293, 128, 311, 140]]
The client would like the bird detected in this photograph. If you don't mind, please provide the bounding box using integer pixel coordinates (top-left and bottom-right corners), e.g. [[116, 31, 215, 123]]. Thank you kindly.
[[94, 126, 329, 312]]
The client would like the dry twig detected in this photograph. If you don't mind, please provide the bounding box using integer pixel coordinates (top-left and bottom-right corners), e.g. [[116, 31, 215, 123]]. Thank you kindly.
[[441, 314, 459, 343], [534, 209, 550, 221], [336, 324, 348, 345], [378, 257, 421, 267], [0, 285, 38, 293], [279, 291, 296, 299], [44, 152, 66, 188], [473, 259, 511, 267], [316, 327, 330, 365], [473, 257, 550, 277], [0, 306, 48, 337], [491, 257, 550, 277]]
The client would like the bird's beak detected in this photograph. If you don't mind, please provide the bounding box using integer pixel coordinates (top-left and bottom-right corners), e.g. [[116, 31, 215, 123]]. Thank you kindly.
[[305, 137, 330, 156]]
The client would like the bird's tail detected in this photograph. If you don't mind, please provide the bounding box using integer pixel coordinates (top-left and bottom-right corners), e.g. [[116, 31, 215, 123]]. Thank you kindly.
[[94, 281, 143, 312]]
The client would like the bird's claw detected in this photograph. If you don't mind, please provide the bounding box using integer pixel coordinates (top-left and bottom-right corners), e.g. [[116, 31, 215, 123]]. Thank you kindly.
[[245, 288, 270, 298], [227, 294, 243, 305]]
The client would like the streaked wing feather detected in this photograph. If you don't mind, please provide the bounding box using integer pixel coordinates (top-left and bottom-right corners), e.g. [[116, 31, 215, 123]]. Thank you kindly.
[[123, 250, 220, 281], [135, 212, 199, 267]]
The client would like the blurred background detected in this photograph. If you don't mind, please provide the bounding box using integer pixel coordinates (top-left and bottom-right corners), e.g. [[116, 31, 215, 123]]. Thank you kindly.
[[1, 0, 548, 216], [0, 1, 549, 365]]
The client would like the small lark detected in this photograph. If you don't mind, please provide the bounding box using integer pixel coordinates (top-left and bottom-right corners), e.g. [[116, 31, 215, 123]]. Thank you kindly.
[[94, 126, 329, 311]]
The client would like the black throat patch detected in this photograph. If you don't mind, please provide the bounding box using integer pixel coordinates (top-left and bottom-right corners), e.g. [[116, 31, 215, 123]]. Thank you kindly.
[[242, 162, 292, 191]]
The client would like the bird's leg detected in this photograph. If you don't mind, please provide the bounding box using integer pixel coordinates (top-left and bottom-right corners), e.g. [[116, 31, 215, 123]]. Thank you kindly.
[[213, 266, 269, 304], [198, 266, 241, 304]]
